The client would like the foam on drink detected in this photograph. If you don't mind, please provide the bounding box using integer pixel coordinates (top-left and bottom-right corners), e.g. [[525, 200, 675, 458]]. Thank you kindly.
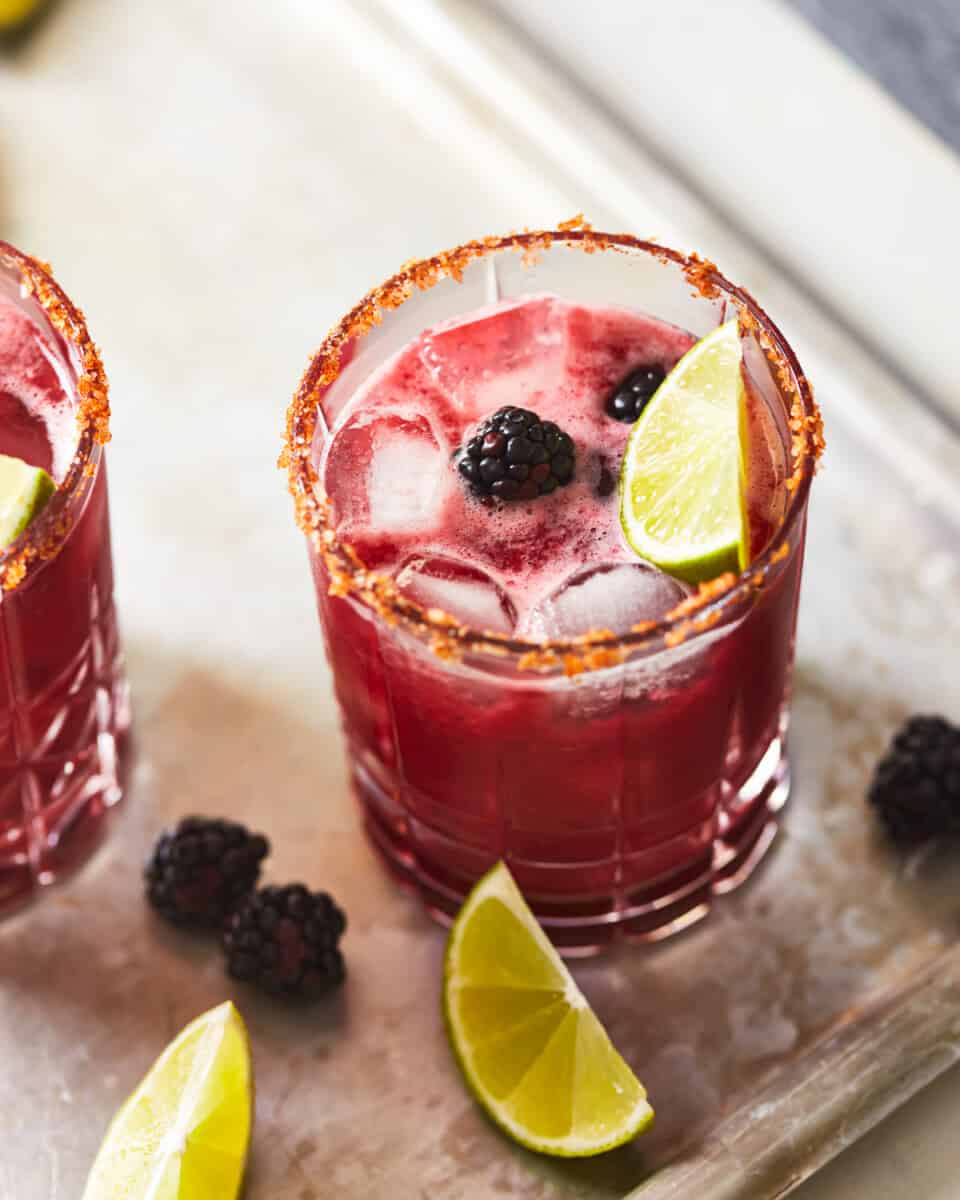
[[322, 295, 787, 635]]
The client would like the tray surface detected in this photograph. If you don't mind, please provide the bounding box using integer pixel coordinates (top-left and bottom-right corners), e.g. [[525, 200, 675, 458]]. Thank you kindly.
[[2, 2, 960, 1197]]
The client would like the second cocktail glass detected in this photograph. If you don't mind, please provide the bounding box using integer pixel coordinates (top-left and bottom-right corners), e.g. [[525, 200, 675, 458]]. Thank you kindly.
[[0, 243, 128, 914], [284, 229, 821, 952]]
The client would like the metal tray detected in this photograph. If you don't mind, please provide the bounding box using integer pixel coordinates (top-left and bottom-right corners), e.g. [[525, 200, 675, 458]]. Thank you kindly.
[[3, 2, 960, 1196]]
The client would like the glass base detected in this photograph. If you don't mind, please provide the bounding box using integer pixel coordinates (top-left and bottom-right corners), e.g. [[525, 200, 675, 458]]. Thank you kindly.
[[356, 732, 790, 955], [0, 673, 131, 919]]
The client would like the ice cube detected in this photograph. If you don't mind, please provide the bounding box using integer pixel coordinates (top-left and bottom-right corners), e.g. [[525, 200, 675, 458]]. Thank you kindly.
[[518, 562, 688, 640], [565, 304, 695, 397], [0, 306, 75, 480], [323, 409, 450, 534], [396, 555, 517, 634], [419, 297, 568, 413]]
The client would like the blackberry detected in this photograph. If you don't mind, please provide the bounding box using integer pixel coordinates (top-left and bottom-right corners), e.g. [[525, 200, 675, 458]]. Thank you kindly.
[[868, 715, 960, 845], [605, 364, 666, 423], [595, 457, 617, 498], [223, 884, 346, 1000], [456, 407, 576, 501], [145, 816, 269, 929]]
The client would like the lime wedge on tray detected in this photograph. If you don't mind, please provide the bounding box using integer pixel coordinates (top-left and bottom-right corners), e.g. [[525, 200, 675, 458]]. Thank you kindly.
[[0, 453, 54, 548], [82, 1001, 253, 1200], [444, 862, 653, 1157], [619, 318, 747, 584]]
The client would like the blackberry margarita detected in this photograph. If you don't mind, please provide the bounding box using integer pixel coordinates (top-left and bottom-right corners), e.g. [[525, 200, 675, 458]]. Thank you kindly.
[[0, 243, 128, 913], [285, 229, 821, 949]]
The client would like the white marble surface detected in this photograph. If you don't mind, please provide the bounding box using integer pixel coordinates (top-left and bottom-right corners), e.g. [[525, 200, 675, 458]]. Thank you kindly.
[[2, 2, 960, 1197]]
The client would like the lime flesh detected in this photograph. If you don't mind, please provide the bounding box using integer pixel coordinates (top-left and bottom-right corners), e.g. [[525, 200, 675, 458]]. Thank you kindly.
[[0, 453, 55, 548], [444, 863, 653, 1157], [81, 1002, 253, 1200], [619, 319, 747, 584]]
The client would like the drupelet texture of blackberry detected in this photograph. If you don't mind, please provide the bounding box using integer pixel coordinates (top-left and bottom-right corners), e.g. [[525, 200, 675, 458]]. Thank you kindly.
[[456, 407, 575, 501], [223, 884, 346, 1000], [868, 715, 960, 845], [605, 363, 666, 423], [145, 816, 269, 928]]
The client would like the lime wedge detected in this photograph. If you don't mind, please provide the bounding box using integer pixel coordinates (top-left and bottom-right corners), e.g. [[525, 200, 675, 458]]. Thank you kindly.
[[444, 862, 653, 1157], [619, 319, 747, 584], [82, 1002, 253, 1200], [0, 0, 38, 28], [0, 454, 55, 548]]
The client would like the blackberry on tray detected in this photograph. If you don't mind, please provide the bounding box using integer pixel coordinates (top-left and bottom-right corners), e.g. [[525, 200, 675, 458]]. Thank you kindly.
[[224, 883, 347, 1000], [868, 715, 960, 845]]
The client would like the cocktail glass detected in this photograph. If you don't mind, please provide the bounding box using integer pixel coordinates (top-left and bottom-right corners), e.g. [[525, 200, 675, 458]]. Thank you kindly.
[[0, 242, 129, 914], [283, 229, 821, 952]]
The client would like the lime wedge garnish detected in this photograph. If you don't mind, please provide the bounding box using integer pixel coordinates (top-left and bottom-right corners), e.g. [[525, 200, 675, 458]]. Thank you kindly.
[[81, 1002, 253, 1200], [444, 862, 653, 1157], [619, 319, 747, 584], [0, 453, 55, 548]]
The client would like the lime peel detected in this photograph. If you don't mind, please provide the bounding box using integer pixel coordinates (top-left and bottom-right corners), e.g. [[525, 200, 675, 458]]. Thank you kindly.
[[444, 862, 653, 1157]]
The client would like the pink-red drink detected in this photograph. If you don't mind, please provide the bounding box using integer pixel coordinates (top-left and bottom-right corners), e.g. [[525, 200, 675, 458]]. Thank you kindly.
[[285, 231, 821, 950], [0, 244, 128, 914]]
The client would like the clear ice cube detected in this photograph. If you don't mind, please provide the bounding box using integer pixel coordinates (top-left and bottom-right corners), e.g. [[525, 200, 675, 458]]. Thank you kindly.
[[518, 562, 689, 640], [419, 296, 568, 412], [396, 555, 517, 634], [323, 409, 450, 534]]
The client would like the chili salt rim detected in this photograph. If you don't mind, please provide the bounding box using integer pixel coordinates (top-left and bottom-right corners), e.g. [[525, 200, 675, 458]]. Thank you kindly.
[[0, 241, 111, 591], [282, 223, 823, 674]]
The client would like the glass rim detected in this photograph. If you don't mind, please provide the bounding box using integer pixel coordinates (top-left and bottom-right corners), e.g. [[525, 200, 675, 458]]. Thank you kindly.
[[282, 225, 824, 672], [0, 241, 111, 592]]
